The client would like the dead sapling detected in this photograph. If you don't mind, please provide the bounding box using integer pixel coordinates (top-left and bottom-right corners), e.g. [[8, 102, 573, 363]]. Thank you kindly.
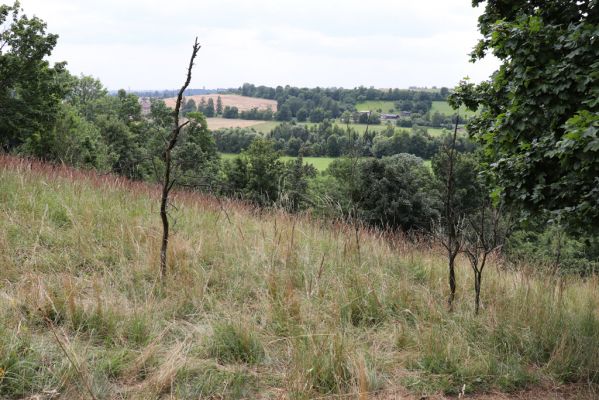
[[462, 200, 509, 314], [159, 38, 200, 280]]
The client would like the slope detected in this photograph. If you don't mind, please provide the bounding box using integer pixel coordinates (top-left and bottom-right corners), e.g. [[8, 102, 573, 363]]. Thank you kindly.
[[0, 155, 597, 399]]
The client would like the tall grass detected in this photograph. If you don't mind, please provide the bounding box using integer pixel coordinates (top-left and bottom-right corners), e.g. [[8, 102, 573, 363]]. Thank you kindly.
[[0, 155, 598, 398]]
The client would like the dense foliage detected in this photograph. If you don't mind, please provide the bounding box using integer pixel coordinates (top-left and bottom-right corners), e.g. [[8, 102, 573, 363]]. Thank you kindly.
[[452, 0, 599, 232], [0, 2, 69, 154], [214, 122, 475, 158]]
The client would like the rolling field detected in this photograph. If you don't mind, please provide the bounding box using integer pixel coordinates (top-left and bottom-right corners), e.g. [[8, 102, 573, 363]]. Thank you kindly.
[[205, 118, 279, 133], [205, 117, 266, 130], [1, 155, 598, 399], [431, 100, 477, 117]]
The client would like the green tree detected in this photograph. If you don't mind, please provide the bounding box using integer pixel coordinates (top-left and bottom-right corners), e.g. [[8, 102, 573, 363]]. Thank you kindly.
[[222, 106, 239, 119], [205, 98, 215, 117], [309, 107, 325, 123], [44, 103, 110, 169], [431, 111, 444, 127], [223, 157, 248, 196], [181, 98, 197, 115], [67, 75, 107, 120], [95, 115, 143, 179], [198, 97, 206, 114], [326, 135, 341, 157], [282, 153, 316, 212], [116, 89, 141, 122], [296, 108, 308, 122], [340, 111, 352, 125], [452, 0, 599, 232], [173, 112, 220, 190], [0, 1, 70, 152], [353, 154, 440, 231], [216, 95, 223, 115], [276, 104, 292, 121], [243, 138, 283, 205]]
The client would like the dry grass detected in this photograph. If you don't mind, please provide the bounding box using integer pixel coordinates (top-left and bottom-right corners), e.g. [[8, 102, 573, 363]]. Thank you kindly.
[[205, 117, 267, 130], [0, 155, 598, 399]]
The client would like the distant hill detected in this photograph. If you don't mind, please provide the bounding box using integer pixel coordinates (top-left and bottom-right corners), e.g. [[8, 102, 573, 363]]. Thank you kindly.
[[163, 94, 277, 112], [115, 88, 233, 98]]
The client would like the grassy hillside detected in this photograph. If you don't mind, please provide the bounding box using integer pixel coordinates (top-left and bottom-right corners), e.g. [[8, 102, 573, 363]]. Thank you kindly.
[[431, 101, 477, 118], [1, 156, 598, 399]]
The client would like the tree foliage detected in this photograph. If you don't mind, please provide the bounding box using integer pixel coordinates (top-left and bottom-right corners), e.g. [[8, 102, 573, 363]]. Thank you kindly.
[[452, 0, 599, 232], [320, 154, 441, 231], [0, 1, 70, 152]]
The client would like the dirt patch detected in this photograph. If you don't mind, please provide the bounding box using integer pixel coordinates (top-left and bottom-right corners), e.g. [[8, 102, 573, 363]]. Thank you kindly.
[[163, 94, 277, 112], [367, 383, 597, 400]]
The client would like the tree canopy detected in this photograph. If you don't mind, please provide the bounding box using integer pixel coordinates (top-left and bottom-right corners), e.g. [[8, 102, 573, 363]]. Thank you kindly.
[[452, 0, 599, 232], [0, 1, 70, 152]]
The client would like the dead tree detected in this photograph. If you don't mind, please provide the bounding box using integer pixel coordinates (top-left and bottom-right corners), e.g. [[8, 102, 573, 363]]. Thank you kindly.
[[159, 38, 200, 280], [462, 200, 508, 314]]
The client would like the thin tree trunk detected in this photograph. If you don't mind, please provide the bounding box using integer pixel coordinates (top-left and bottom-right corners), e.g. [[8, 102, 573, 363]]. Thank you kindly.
[[474, 271, 482, 315], [448, 252, 457, 309], [159, 151, 172, 279], [446, 115, 460, 310], [159, 38, 200, 280]]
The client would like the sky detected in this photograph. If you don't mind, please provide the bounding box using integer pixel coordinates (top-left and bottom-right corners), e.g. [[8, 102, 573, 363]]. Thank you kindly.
[[20, 0, 499, 91]]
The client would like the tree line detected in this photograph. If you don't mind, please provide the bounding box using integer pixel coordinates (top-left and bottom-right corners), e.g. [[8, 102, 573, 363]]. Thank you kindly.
[[231, 83, 454, 124], [213, 122, 475, 158]]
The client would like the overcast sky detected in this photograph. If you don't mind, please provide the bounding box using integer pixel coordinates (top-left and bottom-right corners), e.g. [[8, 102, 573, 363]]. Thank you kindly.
[[21, 0, 498, 91]]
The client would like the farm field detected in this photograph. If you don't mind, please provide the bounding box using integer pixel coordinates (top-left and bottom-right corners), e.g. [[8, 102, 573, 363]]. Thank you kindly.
[[1, 156, 597, 399], [163, 94, 277, 112], [431, 100, 476, 117], [206, 117, 266, 130]]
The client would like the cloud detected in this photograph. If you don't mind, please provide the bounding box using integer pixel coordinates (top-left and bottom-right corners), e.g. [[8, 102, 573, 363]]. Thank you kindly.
[[22, 0, 498, 90]]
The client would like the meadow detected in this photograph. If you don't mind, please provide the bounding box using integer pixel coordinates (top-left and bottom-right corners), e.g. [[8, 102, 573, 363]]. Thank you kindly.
[[431, 101, 476, 118], [356, 100, 474, 119], [1, 155, 598, 399]]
